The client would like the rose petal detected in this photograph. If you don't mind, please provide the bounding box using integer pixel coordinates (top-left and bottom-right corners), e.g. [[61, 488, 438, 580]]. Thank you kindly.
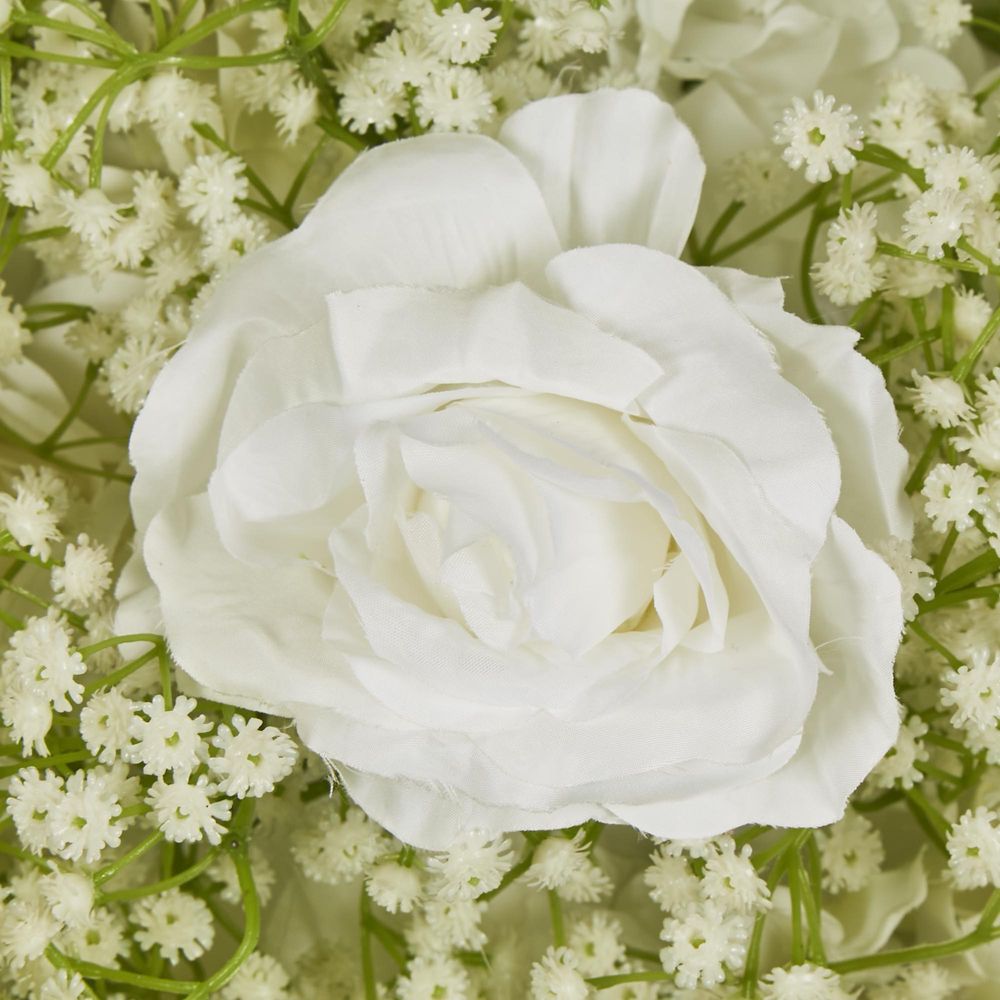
[[498, 88, 705, 257], [704, 266, 912, 545], [129, 134, 562, 533], [610, 516, 902, 835]]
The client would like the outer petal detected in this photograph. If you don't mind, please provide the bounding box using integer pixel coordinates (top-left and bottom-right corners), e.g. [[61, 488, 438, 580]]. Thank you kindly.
[[704, 267, 911, 545], [127, 133, 562, 535], [611, 517, 902, 836], [498, 89, 705, 257]]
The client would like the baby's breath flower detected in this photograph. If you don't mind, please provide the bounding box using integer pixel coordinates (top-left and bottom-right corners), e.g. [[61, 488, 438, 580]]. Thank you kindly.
[[426, 4, 502, 64], [0, 895, 61, 969], [419, 897, 487, 952], [177, 152, 249, 227], [908, 372, 973, 428], [219, 953, 293, 1000], [3, 609, 86, 713], [526, 830, 612, 902], [869, 77, 942, 164], [924, 145, 998, 202], [0, 481, 62, 560], [876, 536, 935, 621], [102, 330, 174, 415], [60, 188, 122, 244], [0, 150, 55, 209], [908, 0, 972, 49], [518, 0, 577, 63], [0, 685, 52, 756], [208, 714, 298, 798], [902, 187, 973, 260], [80, 689, 136, 764], [487, 59, 554, 113], [208, 843, 276, 906], [398, 954, 470, 1000], [39, 969, 88, 1000], [133, 888, 214, 964], [140, 71, 223, 148], [272, 79, 320, 144], [39, 869, 94, 929], [868, 714, 930, 790], [921, 462, 987, 532], [369, 29, 441, 90], [874, 962, 954, 1000], [199, 211, 269, 272], [941, 647, 1000, 731], [426, 831, 513, 899], [955, 417, 1000, 472], [722, 148, 793, 213], [338, 64, 407, 134], [817, 810, 884, 893], [147, 774, 232, 845], [950, 289, 992, 345], [59, 905, 128, 965], [0, 278, 28, 364], [760, 963, 851, 999], [643, 844, 701, 913], [7, 768, 64, 854], [567, 911, 625, 976], [366, 859, 423, 914], [774, 90, 863, 183], [128, 694, 211, 777], [415, 65, 496, 132], [946, 806, 1000, 888], [48, 763, 135, 863], [701, 838, 771, 914], [660, 904, 750, 990], [529, 946, 589, 999], [51, 533, 112, 612], [291, 805, 387, 885]]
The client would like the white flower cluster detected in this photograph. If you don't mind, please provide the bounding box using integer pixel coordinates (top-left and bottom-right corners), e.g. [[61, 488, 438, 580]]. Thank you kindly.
[[642, 836, 769, 990]]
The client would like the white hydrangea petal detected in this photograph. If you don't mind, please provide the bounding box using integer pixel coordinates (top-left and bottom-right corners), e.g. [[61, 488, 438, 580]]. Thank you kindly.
[[498, 89, 705, 257]]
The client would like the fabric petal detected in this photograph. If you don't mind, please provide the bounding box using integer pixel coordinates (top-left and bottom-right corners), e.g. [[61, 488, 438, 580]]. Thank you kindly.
[[498, 89, 705, 257], [705, 266, 911, 545], [611, 517, 902, 836], [128, 133, 562, 534]]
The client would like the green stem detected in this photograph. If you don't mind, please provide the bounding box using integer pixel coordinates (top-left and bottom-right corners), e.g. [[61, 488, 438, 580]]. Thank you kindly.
[[548, 889, 566, 947], [81, 646, 159, 696], [877, 240, 981, 273], [937, 548, 1000, 593], [905, 427, 947, 495], [906, 621, 963, 668], [698, 200, 743, 263], [588, 970, 672, 990], [952, 303, 1000, 383], [93, 829, 164, 886], [186, 826, 259, 998], [707, 186, 825, 264], [298, 0, 353, 50], [38, 364, 99, 452], [45, 946, 196, 995], [99, 847, 219, 903], [856, 144, 927, 189], [360, 887, 377, 1000]]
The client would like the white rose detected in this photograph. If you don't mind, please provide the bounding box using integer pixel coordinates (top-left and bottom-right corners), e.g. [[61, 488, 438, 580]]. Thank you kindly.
[[121, 89, 909, 848], [633, 0, 976, 167]]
